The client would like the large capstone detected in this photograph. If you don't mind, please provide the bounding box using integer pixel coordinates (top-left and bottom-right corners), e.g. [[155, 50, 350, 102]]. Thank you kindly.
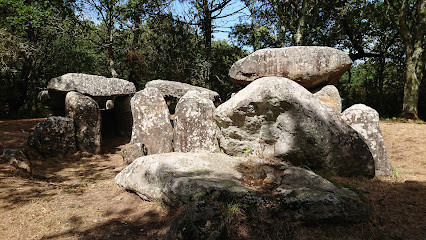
[[48, 73, 136, 97], [229, 47, 352, 89], [174, 91, 219, 153], [130, 87, 174, 154], [115, 152, 370, 223], [313, 85, 342, 113], [145, 79, 221, 104], [341, 104, 393, 177], [65, 91, 101, 154], [214, 77, 374, 177], [27, 116, 76, 157]]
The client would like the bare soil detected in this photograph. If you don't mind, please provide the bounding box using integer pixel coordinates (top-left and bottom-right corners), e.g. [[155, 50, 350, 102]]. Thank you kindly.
[[0, 119, 425, 239]]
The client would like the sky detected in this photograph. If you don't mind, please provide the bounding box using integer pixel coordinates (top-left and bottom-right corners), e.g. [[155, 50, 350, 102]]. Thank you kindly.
[[79, 0, 250, 44], [169, 0, 249, 42]]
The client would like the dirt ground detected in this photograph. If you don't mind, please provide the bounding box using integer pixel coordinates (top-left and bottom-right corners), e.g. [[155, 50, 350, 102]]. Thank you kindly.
[[0, 119, 425, 239]]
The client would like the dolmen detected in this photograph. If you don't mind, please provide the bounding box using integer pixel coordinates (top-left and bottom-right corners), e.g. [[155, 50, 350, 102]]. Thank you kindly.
[[28, 73, 136, 155], [115, 47, 394, 236]]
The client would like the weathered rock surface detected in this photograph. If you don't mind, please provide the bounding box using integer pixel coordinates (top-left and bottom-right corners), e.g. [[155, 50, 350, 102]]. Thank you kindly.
[[65, 91, 101, 154], [165, 202, 227, 240], [48, 73, 136, 97], [130, 87, 174, 154], [174, 91, 219, 153], [341, 104, 393, 177], [145, 79, 221, 104], [229, 47, 352, 89], [120, 143, 146, 165], [313, 85, 342, 113], [114, 96, 133, 138], [115, 153, 370, 222], [1, 149, 31, 173], [214, 77, 374, 177], [27, 116, 76, 157]]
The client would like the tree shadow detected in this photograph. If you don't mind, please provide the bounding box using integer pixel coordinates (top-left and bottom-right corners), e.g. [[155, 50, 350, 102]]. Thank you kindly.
[[42, 207, 181, 240]]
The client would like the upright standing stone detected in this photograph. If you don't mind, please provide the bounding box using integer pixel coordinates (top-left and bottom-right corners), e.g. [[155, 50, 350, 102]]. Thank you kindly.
[[27, 116, 76, 157], [313, 85, 342, 113], [341, 104, 393, 177], [114, 96, 133, 138], [174, 91, 219, 153], [65, 91, 101, 154], [131, 87, 173, 154]]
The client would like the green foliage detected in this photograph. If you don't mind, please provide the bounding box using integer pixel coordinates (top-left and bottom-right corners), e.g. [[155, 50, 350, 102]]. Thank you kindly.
[[0, 0, 423, 120], [0, 0, 102, 118], [226, 203, 241, 215]]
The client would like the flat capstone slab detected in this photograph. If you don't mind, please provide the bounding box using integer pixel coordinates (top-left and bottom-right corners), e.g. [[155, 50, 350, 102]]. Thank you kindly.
[[48, 73, 136, 97]]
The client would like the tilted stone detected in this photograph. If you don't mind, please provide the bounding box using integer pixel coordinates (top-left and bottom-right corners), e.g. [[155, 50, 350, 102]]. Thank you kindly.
[[341, 104, 393, 177], [214, 77, 374, 177], [313, 85, 342, 113], [174, 91, 219, 153], [27, 116, 76, 157], [48, 73, 136, 97], [115, 152, 370, 223], [130, 87, 173, 154], [145, 79, 221, 104], [229, 47, 352, 89], [65, 91, 101, 154]]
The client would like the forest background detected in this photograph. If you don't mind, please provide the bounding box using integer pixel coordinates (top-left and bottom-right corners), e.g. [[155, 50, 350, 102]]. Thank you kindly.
[[0, 0, 424, 120]]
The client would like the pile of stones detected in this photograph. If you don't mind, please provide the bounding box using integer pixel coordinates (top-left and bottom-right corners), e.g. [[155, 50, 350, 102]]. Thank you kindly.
[[22, 46, 393, 237], [27, 73, 136, 156], [113, 46, 393, 237]]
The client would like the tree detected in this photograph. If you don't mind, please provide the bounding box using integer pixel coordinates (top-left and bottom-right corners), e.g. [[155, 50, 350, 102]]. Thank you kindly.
[[180, 0, 244, 90], [384, 0, 425, 119], [230, 0, 276, 51], [0, 0, 97, 116], [253, 0, 347, 47], [78, 0, 125, 77]]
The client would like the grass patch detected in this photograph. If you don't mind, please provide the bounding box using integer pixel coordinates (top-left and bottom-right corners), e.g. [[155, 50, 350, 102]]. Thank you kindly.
[[381, 117, 425, 124], [80, 180, 90, 187], [63, 188, 84, 194], [392, 167, 402, 178]]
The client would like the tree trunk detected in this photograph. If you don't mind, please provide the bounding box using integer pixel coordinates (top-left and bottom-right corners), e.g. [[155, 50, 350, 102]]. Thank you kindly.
[[389, 0, 426, 119], [200, 3, 212, 89], [294, 0, 309, 46], [107, 3, 118, 78], [401, 48, 424, 119]]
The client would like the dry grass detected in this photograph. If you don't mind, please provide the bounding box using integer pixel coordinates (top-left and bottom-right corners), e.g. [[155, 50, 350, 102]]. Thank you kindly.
[[0, 119, 425, 239]]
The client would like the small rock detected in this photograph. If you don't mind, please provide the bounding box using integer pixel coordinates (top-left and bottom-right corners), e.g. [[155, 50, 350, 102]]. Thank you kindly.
[[1, 149, 31, 173], [120, 143, 145, 165]]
